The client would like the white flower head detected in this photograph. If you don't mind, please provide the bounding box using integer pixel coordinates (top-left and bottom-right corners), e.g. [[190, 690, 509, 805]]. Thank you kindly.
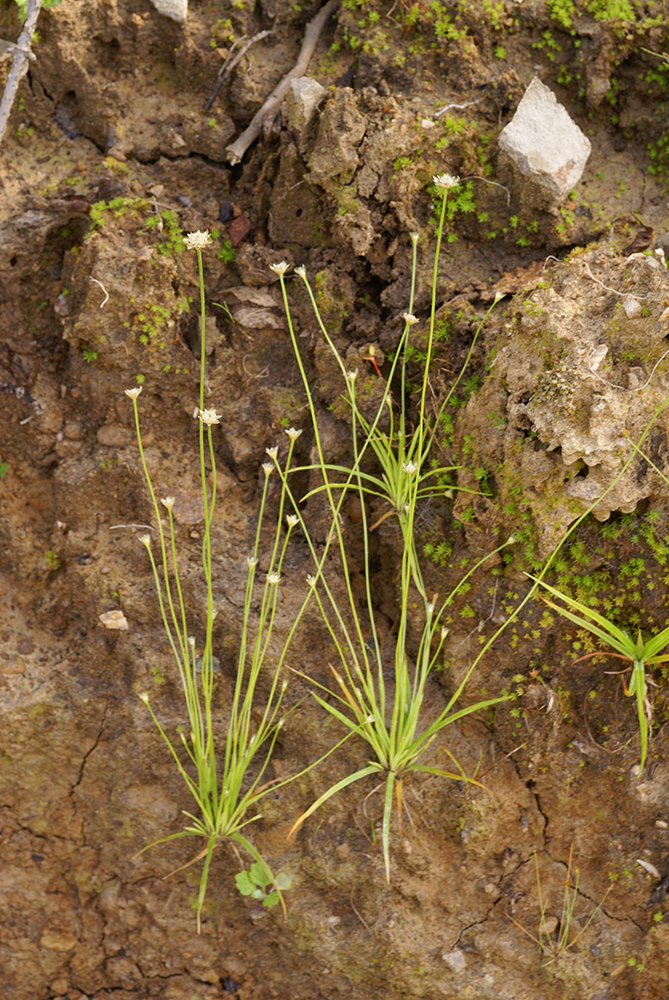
[[285, 427, 303, 441], [198, 408, 222, 426], [426, 601, 435, 615], [402, 313, 418, 326], [124, 386, 142, 400], [402, 461, 419, 475], [262, 462, 274, 477], [506, 534, 516, 545], [161, 496, 175, 510], [306, 574, 317, 588], [345, 369, 358, 384], [138, 534, 152, 548], [183, 230, 212, 250], [188, 635, 195, 647], [269, 261, 290, 275], [494, 291, 506, 304], [286, 514, 299, 528], [247, 556, 258, 568], [441, 626, 449, 641], [433, 173, 461, 190], [265, 446, 278, 460], [295, 265, 307, 278], [267, 572, 281, 585], [138, 691, 150, 704], [410, 231, 419, 245]]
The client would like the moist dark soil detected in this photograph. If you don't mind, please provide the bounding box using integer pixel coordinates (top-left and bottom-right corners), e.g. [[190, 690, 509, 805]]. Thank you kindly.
[[2, 2, 669, 999]]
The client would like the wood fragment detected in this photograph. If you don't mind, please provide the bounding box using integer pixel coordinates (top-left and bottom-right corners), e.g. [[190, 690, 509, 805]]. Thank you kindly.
[[225, 0, 339, 166]]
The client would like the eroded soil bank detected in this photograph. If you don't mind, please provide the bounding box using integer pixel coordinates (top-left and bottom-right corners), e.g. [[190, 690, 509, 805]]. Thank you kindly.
[[2, 1, 669, 998]]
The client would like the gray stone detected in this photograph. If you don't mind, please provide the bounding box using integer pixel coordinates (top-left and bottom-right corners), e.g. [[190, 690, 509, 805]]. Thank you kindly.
[[148, 0, 187, 24], [498, 77, 591, 206]]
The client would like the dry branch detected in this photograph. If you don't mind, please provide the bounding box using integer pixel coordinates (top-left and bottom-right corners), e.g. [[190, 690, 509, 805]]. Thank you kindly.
[[0, 0, 41, 149], [225, 0, 339, 166]]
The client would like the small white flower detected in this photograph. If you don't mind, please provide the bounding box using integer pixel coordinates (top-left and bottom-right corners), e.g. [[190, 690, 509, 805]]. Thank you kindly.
[[433, 173, 460, 189], [494, 291, 506, 304], [198, 408, 222, 425], [262, 462, 274, 477], [267, 573, 281, 585], [266, 446, 278, 460], [441, 626, 449, 641], [410, 231, 419, 244], [506, 535, 516, 545], [285, 427, 303, 441], [247, 556, 258, 568], [295, 265, 307, 278], [286, 514, 299, 528], [402, 461, 419, 475], [138, 534, 152, 548], [124, 386, 142, 399], [161, 496, 175, 510], [402, 313, 418, 326], [345, 369, 358, 384], [138, 691, 150, 704], [269, 261, 290, 275], [306, 574, 317, 587], [426, 602, 435, 615], [183, 230, 212, 250]]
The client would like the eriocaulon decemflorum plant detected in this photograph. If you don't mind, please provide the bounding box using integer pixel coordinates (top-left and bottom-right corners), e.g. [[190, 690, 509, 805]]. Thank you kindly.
[[267, 178, 515, 883], [126, 231, 305, 931]]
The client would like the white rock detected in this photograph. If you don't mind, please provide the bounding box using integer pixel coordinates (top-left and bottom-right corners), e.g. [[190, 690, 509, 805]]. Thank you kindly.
[[623, 297, 642, 318], [498, 77, 591, 206], [442, 949, 466, 974], [284, 77, 328, 141], [99, 610, 129, 631], [149, 0, 187, 23]]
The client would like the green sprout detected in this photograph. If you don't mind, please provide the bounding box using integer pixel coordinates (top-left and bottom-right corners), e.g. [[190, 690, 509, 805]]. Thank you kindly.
[[529, 576, 669, 772]]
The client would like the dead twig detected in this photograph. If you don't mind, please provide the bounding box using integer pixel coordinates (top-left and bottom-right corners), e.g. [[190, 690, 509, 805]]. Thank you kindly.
[[204, 30, 274, 112], [349, 891, 372, 932], [226, 0, 339, 165], [0, 0, 41, 149]]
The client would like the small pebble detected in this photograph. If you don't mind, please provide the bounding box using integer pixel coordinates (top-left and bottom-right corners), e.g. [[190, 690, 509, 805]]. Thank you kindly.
[[623, 297, 642, 319], [99, 610, 128, 631], [176, 194, 191, 207], [442, 949, 466, 974], [218, 201, 234, 223]]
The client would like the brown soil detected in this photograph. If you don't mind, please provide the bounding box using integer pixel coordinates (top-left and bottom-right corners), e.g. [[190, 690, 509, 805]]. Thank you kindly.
[[2, 2, 669, 999]]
